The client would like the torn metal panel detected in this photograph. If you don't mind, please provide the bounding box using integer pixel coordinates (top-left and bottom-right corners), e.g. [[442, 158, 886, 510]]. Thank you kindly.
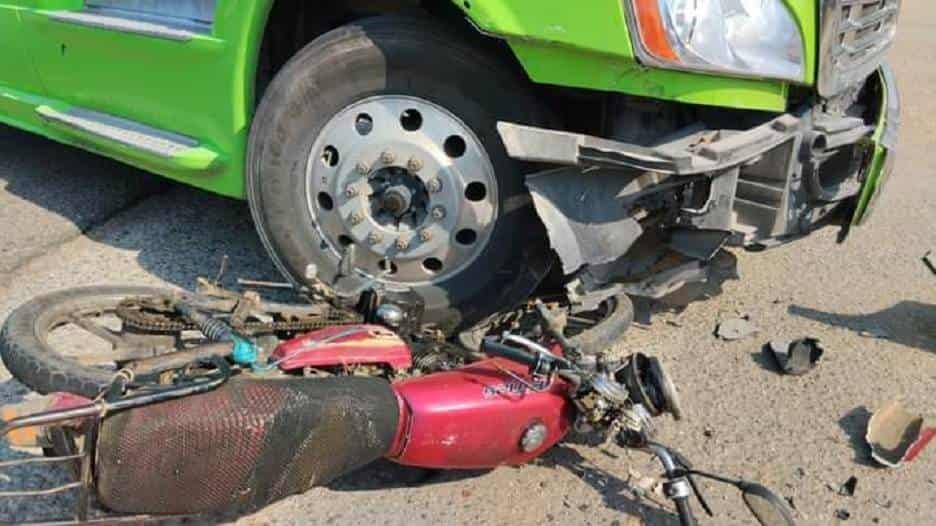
[[525, 167, 643, 275]]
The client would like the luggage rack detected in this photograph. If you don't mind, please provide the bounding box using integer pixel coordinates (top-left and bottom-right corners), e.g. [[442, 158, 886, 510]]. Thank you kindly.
[[0, 359, 230, 524]]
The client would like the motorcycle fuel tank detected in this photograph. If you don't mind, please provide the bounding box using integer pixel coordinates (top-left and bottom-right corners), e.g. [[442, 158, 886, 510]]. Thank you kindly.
[[390, 358, 575, 469]]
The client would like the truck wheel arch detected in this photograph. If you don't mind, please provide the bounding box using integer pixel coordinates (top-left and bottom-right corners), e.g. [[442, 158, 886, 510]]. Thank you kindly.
[[251, 0, 523, 106]]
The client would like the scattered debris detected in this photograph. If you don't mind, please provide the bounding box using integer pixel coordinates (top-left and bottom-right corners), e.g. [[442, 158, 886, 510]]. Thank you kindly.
[[716, 317, 759, 341], [834, 509, 851, 521], [765, 338, 824, 376], [866, 400, 936, 468], [838, 476, 858, 497], [924, 250, 936, 276], [785, 495, 797, 510]]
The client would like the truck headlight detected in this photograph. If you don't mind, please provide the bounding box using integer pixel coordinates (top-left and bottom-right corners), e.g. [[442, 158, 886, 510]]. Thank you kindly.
[[628, 0, 805, 82]]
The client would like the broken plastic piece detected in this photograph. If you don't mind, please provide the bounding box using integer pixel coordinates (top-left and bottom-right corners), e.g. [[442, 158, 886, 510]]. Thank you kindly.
[[924, 250, 936, 276], [866, 400, 936, 468], [838, 476, 857, 497], [765, 338, 824, 376], [716, 318, 758, 341]]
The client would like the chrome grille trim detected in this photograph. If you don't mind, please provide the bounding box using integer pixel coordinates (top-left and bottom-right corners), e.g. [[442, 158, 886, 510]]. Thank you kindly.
[[818, 0, 900, 97]]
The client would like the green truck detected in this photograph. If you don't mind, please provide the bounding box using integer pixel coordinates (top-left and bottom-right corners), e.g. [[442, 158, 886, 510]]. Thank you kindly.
[[0, 1, 900, 334]]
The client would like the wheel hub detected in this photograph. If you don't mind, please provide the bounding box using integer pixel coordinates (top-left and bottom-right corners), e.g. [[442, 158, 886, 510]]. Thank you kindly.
[[369, 167, 429, 226], [305, 96, 498, 285]]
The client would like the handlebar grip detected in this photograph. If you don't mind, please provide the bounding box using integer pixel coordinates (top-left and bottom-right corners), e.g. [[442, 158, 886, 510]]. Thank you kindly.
[[480, 338, 540, 368]]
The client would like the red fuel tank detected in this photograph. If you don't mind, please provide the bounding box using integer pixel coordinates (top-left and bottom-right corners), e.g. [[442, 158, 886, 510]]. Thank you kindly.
[[390, 358, 574, 469], [271, 324, 412, 371]]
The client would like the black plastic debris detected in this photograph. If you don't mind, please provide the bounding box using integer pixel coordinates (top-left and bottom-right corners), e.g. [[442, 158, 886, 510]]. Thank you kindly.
[[835, 509, 851, 521], [765, 338, 824, 376], [838, 476, 858, 497], [924, 250, 936, 276], [716, 317, 758, 341]]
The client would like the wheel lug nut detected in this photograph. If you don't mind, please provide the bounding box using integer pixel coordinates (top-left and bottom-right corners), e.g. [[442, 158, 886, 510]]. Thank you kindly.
[[395, 237, 410, 250], [419, 229, 432, 242], [431, 206, 446, 220], [349, 212, 364, 225], [355, 161, 370, 174], [380, 151, 395, 164], [427, 178, 442, 193], [368, 232, 383, 245], [407, 158, 423, 172]]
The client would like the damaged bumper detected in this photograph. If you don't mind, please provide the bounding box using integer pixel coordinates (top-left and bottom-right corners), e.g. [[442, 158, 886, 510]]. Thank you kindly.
[[499, 66, 900, 285]]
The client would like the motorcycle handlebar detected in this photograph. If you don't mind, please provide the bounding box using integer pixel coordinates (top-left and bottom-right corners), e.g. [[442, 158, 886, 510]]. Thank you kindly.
[[480, 338, 541, 368]]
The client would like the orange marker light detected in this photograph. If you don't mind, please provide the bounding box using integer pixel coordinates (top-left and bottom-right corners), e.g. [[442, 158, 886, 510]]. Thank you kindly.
[[633, 0, 679, 62]]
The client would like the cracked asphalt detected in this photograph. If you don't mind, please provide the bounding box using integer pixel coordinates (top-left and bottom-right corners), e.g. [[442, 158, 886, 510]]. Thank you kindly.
[[0, 3, 934, 524]]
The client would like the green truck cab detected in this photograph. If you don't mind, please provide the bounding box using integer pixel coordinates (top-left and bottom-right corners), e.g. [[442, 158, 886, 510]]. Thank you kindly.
[[0, 1, 901, 333]]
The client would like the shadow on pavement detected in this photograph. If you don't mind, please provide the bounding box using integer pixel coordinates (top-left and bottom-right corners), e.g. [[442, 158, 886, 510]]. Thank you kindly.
[[788, 301, 936, 353], [0, 126, 168, 271], [329, 459, 488, 491], [535, 444, 681, 525], [0, 125, 281, 290], [838, 406, 879, 467], [633, 250, 740, 326]]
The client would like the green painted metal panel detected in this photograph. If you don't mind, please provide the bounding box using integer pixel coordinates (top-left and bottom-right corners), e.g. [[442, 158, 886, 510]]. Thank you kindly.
[[0, 0, 824, 197], [456, 0, 818, 112], [852, 69, 894, 226], [0, 0, 272, 198]]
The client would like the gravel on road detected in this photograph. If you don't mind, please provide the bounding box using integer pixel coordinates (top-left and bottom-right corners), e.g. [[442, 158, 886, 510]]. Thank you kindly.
[[0, 3, 933, 524]]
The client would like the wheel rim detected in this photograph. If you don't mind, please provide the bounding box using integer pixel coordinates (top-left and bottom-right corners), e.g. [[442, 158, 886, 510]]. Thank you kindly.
[[305, 95, 499, 285], [34, 293, 183, 372]]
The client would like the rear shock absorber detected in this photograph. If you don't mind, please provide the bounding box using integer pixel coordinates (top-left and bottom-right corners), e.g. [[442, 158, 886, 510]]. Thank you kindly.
[[174, 302, 259, 367]]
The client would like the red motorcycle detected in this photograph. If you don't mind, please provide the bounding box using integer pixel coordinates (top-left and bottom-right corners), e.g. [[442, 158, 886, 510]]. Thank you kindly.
[[0, 282, 795, 525]]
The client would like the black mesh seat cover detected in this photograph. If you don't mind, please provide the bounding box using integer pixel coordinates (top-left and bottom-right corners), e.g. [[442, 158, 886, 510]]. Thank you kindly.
[[96, 376, 399, 514]]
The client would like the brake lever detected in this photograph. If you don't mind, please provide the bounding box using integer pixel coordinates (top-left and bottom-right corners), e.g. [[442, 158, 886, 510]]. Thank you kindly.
[[684, 471, 714, 517]]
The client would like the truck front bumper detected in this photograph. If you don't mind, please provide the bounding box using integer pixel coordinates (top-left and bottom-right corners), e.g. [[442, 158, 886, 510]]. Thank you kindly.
[[497, 66, 899, 275]]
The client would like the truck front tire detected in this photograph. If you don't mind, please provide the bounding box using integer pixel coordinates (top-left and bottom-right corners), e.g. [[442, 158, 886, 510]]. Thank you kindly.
[[247, 15, 552, 333]]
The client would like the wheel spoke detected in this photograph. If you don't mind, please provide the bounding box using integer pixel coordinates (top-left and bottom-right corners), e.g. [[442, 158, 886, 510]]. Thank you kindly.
[[67, 315, 128, 349]]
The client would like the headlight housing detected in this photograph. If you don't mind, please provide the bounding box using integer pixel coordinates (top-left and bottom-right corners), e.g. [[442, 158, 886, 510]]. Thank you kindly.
[[627, 0, 805, 82]]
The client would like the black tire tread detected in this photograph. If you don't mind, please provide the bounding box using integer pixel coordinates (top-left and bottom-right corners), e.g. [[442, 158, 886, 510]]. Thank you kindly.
[[247, 13, 552, 333], [1, 286, 174, 397], [567, 295, 635, 355]]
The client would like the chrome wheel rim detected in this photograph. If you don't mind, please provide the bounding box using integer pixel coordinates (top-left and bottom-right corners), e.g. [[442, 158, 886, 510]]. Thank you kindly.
[[306, 96, 498, 285]]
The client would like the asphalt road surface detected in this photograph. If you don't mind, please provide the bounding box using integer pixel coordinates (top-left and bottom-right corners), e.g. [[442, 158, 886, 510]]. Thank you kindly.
[[1, 3, 934, 525]]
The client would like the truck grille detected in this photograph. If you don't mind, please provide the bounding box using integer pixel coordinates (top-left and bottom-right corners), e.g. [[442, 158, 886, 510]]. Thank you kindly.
[[818, 0, 900, 97]]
